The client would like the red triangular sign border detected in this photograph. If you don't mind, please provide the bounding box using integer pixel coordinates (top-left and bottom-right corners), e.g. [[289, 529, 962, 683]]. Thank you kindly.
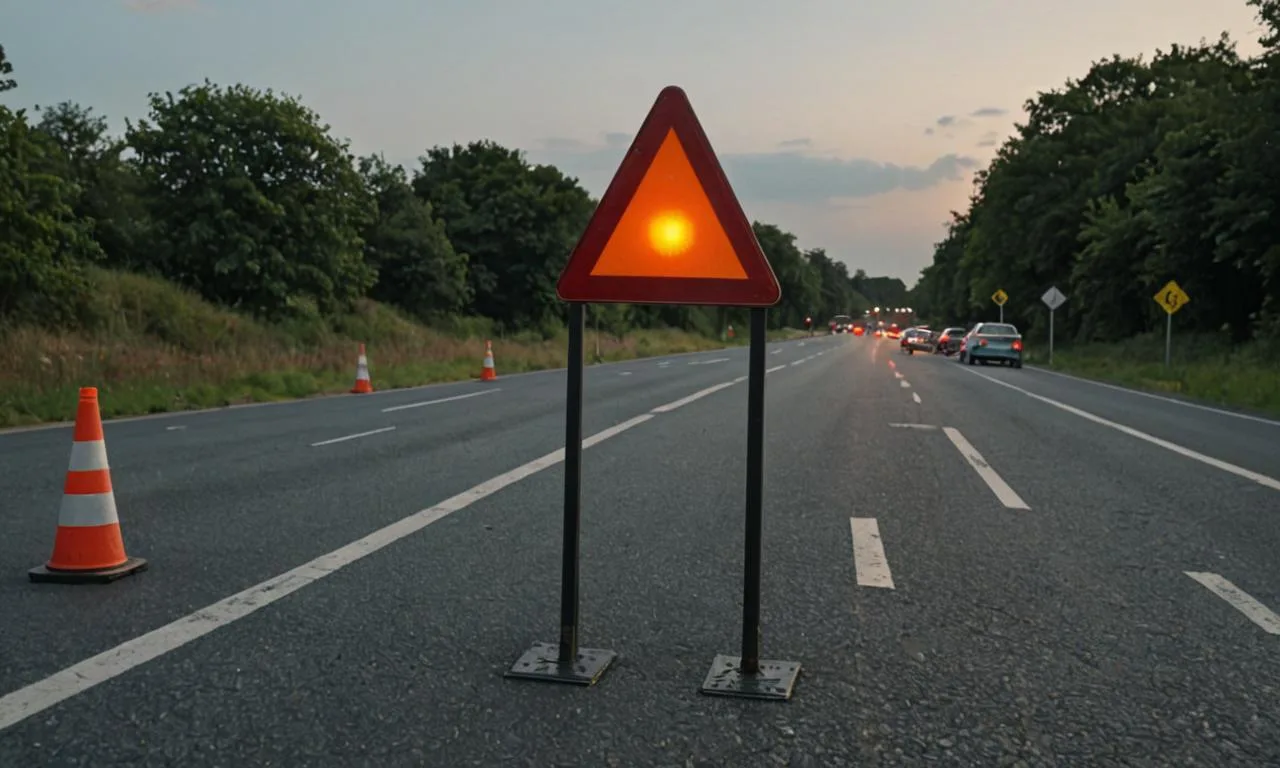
[[555, 86, 782, 307]]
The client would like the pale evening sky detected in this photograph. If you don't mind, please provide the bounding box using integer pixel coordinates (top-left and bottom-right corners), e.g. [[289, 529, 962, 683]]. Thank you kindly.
[[0, 0, 1264, 284]]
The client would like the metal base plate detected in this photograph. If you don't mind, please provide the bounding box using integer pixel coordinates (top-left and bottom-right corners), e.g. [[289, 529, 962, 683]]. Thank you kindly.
[[29, 557, 149, 584], [699, 654, 801, 700], [504, 642, 616, 686]]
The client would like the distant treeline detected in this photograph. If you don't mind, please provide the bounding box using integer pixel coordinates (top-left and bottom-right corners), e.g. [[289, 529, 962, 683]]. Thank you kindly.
[[912, 0, 1280, 347], [0, 44, 912, 340]]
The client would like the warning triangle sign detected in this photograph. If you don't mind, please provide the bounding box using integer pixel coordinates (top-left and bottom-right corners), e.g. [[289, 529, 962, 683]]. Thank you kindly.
[[556, 86, 782, 307]]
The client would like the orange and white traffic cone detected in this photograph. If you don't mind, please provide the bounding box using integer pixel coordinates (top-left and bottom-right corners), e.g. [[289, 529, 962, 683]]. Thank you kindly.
[[480, 340, 498, 381], [29, 387, 148, 584], [351, 343, 373, 394]]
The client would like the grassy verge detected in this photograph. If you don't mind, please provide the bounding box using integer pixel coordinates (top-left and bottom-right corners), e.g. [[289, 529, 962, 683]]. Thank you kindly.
[[0, 270, 810, 428], [1022, 332, 1280, 418]]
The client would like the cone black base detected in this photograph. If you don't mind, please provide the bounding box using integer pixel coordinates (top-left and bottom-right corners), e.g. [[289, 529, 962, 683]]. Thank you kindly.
[[698, 654, 800, 701], [504, 642, 616, 686], [29, 556, 149, 584]]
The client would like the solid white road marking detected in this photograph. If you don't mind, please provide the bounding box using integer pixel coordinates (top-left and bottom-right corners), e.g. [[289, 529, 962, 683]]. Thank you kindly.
[[1030, 367, 1280, 427], [0, 413, 655, 734], [965, 369, 1280, 492], [889, 423, 937, 430], [912, 392, 922, 404], [942, 427, 1030, 509], [1185, 572, 1280, 635], [850, 518, 895, 589], [381, 388, 500, 413], [309, 426, 397, 447], [650, 382, 738, 413]]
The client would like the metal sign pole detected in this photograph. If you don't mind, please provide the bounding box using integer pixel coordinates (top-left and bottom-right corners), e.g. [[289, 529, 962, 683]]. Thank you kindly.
[[505, 302, 616, 686], [1165, 312, 1172, 368], [699, 307, 801, 701], [999, 304, 1004, 323], [1048, 309, 1054, 365]]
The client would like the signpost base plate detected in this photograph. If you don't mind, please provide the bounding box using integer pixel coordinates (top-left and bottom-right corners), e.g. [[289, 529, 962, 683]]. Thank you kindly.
[[504, 642, 616, 686], [698, 654, 801, 700]]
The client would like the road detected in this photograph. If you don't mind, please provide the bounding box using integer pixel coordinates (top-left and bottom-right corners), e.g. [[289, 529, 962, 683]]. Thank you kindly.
[[2, 334, 1280, 766]]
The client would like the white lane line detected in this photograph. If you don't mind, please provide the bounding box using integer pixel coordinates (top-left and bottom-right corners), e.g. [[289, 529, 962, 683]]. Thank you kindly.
[[790, 359, 806, 366], [912, 392, 922, 404], [619, 371, 632, 376], [381, 388, 500, 413], [0, 413, 655, 734], [894, 372, 903, 379], [650, 381, 738, 413], [900, 380, 911, 389], [964, 369, 1280, 492], [771, 349, 782, 355], [689, 357, 730, 366], [850, 518, 895, 589], [165, 425, 186, 431], [1030, 367, 1280, 427], [942, 427, 1030, 509], [889, 423, 937, 430], [1185, 572, 1280, 635], [310, 426, 396, 447], [766, 364, 786, 374]]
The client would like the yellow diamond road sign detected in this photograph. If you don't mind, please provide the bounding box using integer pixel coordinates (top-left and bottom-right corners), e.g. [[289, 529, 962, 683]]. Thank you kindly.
[[991, 289, 1008, 306], [1154, 280, 1189, 315]]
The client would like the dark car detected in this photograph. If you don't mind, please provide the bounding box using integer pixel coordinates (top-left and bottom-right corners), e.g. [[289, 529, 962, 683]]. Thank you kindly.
[[958, 322, 1023, 367], [933, 327, 967, 356], [900, 327, 934, 354], [829, 315, 855, 334]]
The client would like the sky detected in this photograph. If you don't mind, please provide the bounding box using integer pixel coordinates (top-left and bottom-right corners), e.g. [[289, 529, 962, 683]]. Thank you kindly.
[[0, 0, 1265, 285]]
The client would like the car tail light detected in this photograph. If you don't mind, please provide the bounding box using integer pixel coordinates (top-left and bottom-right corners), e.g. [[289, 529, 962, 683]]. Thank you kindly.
[[978, 339, 988, 346], [1012, 339, 1022, 351]]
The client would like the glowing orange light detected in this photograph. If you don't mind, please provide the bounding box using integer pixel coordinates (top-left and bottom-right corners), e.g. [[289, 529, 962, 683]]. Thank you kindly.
[[647, 212, 694, 257]]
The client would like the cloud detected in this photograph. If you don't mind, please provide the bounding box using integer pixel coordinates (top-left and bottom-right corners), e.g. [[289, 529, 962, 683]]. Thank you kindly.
[[936, 115, 961, 127], [777, 137, 812, 149], [970, 107, 1007, 118], [123, 0, 199, 11], [924, 127, 934, 136], [526, 136, 979, 206], [976, 139, 997, 148]]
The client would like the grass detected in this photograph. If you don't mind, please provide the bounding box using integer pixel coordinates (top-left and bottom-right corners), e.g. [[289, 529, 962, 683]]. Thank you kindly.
[[0, 269, 809, 428], [1022, 331, 1280, 418]]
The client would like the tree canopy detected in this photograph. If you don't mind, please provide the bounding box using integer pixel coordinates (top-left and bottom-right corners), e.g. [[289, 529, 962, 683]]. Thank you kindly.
[[912, 0, 1280, 349]]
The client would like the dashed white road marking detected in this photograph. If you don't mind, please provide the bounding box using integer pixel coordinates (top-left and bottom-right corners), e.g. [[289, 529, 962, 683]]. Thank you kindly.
[[766, 364, 786, 374], [310, 426, 397, 447], [942, 427, 1030, 509], [893, 372, 904, 379], [790, 359, 806, 366], [965, 369, 1280, 492], [0, 411, 657, 733], [899, 380, 911, 389], [912, 392, 922, 404], [619, 371, 632, 376], [381, 388, 501, 413], [1185, 572, 1280, 635], [771, 349, 782, 355], [850, 518, 895, 589], [165, 425, 186, 431], [688, 357, 730, 366], [889, 423, 937, 430]]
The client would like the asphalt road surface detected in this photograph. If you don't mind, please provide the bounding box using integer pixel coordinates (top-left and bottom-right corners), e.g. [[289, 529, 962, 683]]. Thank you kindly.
[[3, 334, 1280, 766]]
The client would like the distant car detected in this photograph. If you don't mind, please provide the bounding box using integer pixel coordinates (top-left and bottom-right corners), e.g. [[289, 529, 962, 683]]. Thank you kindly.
[[829, 315, 855, 334], [933, 327, 966, 356], [958, 322, 1023, 368], [885, 323, 902, 340], [900, 328, 934, 354], [853, 325, 865, 336]]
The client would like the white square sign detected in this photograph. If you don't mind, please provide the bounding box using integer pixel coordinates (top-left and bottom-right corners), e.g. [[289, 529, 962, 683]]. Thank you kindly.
[[1041, 286, 1067, 311]]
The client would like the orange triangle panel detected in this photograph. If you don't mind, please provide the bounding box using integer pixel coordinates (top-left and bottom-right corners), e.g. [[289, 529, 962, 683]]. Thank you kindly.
[[556, 86, 782, 307]]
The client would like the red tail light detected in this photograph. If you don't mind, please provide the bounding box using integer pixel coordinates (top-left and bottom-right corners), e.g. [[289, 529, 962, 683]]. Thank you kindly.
[[1012, 339, 1023, 351], [978, 339, 988, 347]]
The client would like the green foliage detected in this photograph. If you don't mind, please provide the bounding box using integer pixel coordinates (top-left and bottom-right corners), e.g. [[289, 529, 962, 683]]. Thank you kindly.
[[0, 44, 16, 93], [913, 8, 1280, 352], [125, 81, 375, 320]]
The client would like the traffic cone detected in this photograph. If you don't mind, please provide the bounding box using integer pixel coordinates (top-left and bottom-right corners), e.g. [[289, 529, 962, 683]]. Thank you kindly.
[[351, 343, 373, 394], [29, 387, 148, 584], [480, 340, 498, 381]]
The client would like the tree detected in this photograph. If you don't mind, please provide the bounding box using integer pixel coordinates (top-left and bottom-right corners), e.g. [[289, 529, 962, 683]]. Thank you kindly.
[[125, 81, 374, 319], [0, 44, 15, 93], [358, 154, 470, 320], [0, 106, 101, 325], [412, 141, 596, 334]]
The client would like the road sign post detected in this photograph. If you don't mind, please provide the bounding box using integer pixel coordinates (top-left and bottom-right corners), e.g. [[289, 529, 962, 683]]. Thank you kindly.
[[992, 289, 1008, 323], [1040, 286, 1067, 364], [507, 85, 795, 698], [1154, 280, 1189, 368]]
